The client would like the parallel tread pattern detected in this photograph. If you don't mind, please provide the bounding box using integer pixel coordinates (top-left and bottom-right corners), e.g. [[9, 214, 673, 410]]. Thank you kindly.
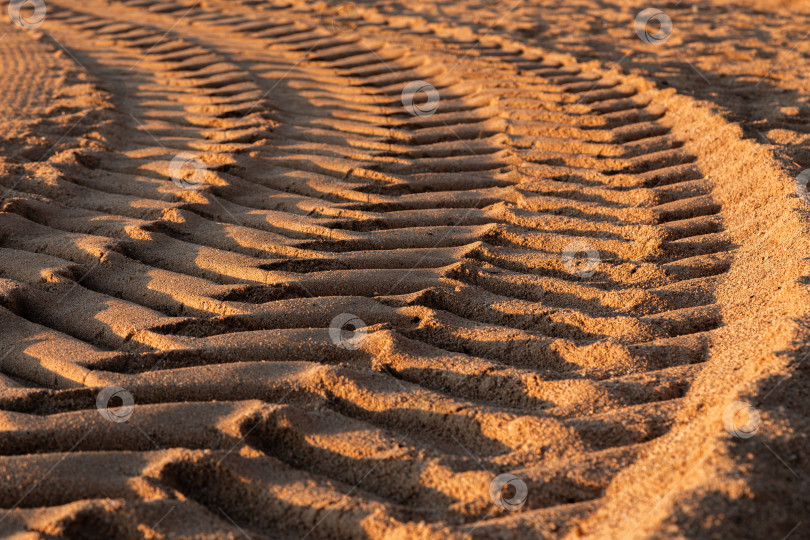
[[0, 0, 735, 538]]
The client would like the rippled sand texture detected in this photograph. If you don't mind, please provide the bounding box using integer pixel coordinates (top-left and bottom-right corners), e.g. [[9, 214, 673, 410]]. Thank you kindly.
[[0, 0, 808, 538]]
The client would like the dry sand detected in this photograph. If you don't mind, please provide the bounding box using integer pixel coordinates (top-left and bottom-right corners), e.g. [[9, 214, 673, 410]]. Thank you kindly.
[[0, 0, 808, 538]]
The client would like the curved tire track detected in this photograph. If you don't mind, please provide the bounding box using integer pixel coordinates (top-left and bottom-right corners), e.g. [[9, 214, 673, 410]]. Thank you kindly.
[[0, 1, 804, 538]]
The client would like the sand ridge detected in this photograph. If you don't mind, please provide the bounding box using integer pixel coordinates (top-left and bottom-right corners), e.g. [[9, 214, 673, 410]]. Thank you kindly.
[[0, 0, 808, 538]]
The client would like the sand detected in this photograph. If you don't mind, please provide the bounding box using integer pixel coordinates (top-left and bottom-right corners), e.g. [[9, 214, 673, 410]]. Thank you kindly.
[[0, 0, 808, 538]]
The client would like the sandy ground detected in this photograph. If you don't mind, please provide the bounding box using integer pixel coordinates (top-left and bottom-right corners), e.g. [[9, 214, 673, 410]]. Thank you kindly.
[[0, 0, 808, 538]]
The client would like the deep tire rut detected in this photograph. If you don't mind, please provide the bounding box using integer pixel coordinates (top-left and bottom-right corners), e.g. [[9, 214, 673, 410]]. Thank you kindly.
[[2, 1, 804, 539]]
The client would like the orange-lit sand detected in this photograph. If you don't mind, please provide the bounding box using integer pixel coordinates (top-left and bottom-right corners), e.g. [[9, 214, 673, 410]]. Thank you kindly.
[[0, 0, 808, 538]]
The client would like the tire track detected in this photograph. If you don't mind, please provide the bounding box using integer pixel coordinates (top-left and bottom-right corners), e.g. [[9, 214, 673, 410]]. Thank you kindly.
[[0, 0, 764, 538]]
